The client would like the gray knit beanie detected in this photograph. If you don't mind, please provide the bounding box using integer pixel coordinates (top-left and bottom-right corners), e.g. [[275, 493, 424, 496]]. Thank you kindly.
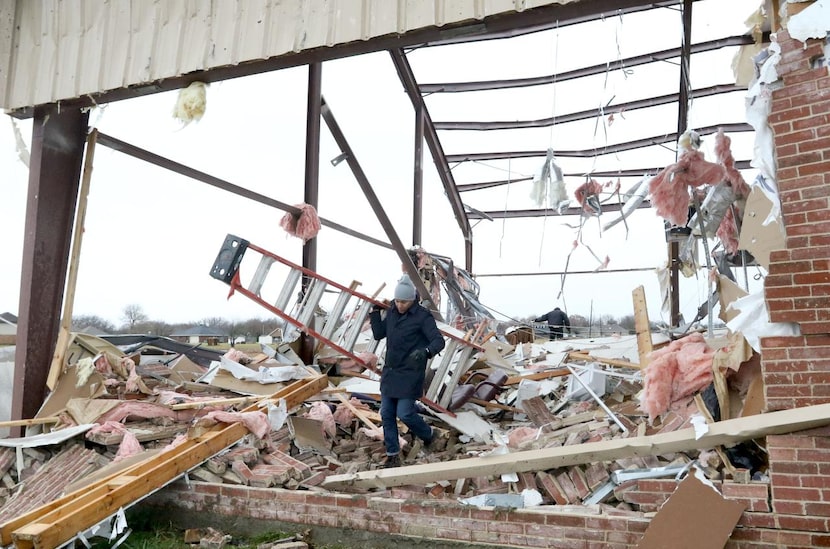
[[393, 274, 417, 301]]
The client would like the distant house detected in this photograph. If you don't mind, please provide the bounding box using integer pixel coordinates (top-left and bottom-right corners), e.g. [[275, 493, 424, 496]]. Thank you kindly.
[[0, 312, 16, 345], [169, 325, 227, 346]]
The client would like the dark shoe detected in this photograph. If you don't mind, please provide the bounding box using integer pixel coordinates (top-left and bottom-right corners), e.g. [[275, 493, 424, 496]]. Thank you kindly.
[[382, 454, 401, 468]]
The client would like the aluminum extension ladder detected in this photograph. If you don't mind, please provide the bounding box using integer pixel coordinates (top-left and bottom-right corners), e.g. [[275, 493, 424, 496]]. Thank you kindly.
[[209, 234, 485, 413]]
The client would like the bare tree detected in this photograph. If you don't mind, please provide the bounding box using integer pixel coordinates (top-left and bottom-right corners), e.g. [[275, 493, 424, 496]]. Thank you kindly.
[[72, 315, 116, 334], [121, 304, 148, 331]]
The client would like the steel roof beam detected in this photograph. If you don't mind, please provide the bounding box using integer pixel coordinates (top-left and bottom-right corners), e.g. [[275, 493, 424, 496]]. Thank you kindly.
[[419, 35, 758, 94], [390, 48, 474, 271], [434, 83, 744, 131], [95, 132, 394, 251], [466, 201, 652, 219], [457, 159, 752, 191], [414, 0, 686, 48], [445, 122, 752, 163]]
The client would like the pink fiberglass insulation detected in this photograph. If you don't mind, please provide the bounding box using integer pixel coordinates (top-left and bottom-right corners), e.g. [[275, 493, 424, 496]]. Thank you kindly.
[[640, 332, 716, 422], [87, 421, 142, 462], [574, 179, 604, 214], [714, 130, 749, 254], [649, 150, 726, 226], [714, 129, 750, 198], [717, 209, 741, 254], [203, 410, 270, 439], [280, 203, 321, 242], [98, 401, 178, 424], [223, 348, 252, 364], [333, 397, 371, 426], [304, 401, 336, 438]]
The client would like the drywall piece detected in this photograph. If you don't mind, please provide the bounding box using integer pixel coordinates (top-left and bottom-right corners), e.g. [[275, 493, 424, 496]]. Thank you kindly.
[[36, 365, 107, 420], [637, 470, 745, 548], [738, 185, 786, 270], [786, 0, 830, 41], [717, 275, 749, 324], [65, 398, 121, 425], [322, 401, 830, 490], [726, 291, 799, 353], [289, 417, 332, 454], [740, 375, 766, 418], [435, 410, 494, 444]]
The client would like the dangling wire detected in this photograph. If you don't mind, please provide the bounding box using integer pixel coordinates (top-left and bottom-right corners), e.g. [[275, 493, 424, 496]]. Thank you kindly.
[[538, 21, 560, 266], [499, 158, 512, 258]]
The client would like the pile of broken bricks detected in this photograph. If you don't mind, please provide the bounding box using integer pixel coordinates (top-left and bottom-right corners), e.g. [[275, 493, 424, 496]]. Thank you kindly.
[[0, 325, 766, 533]]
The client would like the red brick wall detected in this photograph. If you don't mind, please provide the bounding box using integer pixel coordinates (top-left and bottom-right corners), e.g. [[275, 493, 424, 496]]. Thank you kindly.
[[147, 481, 651, 548], [149, 479, 830, 549], [761, 21, 830, 537]]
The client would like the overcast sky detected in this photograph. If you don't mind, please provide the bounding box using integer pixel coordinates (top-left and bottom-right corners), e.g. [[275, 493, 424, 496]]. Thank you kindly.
[[0, 0, 766, 328]]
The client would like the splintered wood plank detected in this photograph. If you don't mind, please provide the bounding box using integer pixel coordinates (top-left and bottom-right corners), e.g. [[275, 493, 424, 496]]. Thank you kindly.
[[46, 131, 99, 391], [2, 375, 327, 548], [567, 352, 639, 370], [322, 402, 830, 490], [632, 286, 653, 367]]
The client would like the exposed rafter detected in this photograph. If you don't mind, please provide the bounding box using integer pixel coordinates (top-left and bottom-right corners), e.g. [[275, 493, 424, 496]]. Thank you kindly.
[[445, 123, 752, 163], [413, 0, 687, 49], [456, 160, 753, 192], [465, 201, 652, 220], [419, 35, 758, 93], [434, 84, 744, 131], [389, 48, 474, 270]]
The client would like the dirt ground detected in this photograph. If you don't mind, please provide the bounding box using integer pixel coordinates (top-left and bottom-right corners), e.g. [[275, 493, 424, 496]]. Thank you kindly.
[[133, 503, 503, 549]]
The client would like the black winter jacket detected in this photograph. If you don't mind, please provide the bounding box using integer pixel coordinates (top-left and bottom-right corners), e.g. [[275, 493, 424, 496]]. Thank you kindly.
[[369, 302, 445, 399]]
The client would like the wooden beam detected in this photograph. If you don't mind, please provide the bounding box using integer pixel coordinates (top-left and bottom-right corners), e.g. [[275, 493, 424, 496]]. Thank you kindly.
[[632, 285, 653, 367], [46, 130, 98, 391], [505, 369, 570, 385], [567, 352, 640, 370], [2, 375, 328, 548], [322, 402, 830, 490], [0, 417, 59, 428]]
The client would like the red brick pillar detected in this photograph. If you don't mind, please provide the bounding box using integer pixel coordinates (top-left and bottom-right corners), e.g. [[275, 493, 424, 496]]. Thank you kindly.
[[763, 25, 830, 527]]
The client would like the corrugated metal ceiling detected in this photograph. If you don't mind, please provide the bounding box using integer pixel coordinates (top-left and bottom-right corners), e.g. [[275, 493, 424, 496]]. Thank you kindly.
[[0, 0, 585, 112]]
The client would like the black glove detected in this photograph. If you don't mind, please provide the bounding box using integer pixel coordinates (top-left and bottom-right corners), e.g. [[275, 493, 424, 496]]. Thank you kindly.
[[370, 302, 383, 313], [410, 348, 427, 363]]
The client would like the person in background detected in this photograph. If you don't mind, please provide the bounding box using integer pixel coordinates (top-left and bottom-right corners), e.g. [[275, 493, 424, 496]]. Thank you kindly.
[[534, 306, 571, 340], [369, 274, 445, 468]]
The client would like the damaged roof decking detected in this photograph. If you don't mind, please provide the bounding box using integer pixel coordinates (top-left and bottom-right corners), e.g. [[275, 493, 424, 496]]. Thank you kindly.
[[0, 0, 692, 114]]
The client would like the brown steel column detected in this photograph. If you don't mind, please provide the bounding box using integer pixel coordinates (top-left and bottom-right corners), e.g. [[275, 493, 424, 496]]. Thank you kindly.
[[299, 63, 322, 365], [413, 104, 424, 247], [12, 105, 89, 425], [303, 62, 322, 276], [669, 0, 693, 328]]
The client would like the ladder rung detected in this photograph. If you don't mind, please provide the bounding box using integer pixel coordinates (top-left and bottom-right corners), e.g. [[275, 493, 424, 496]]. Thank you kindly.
[[274, 269, 302, 312], [438, 347, 476, 408], [296, 279, 328, 327], [342, 301, 373, 352], [426, 339, 459, 401], [248, 256, 276, 296], [319, 291, 354, 340]]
